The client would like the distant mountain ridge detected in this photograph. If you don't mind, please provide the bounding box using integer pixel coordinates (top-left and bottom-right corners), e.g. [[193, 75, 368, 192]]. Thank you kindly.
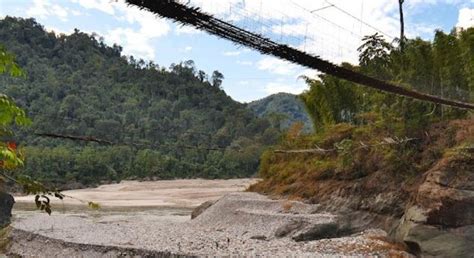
[[247, 93, 313, 132]]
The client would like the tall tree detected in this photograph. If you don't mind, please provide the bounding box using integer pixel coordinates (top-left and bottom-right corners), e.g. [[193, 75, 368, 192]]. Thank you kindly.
[[398, 0, 405, 52], [211, 70, 224, 88]]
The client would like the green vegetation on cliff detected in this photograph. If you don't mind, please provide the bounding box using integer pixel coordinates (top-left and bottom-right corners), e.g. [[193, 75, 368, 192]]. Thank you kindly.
[[251, 28, 474, 196], [0, 17, 281, 188], [249, 29, 474, 256]]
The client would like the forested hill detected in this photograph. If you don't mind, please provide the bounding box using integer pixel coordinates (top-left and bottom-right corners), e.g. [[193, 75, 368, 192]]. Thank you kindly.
[[247, 93, 313, 132], [0, 17, 281, 188]]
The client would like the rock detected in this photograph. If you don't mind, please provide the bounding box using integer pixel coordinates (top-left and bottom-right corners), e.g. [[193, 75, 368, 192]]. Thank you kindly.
[[292, 222, 349, 242], [0, 191, 14, 228], [191, 200, 216, 219], [395, 155, 474, 257], [274, 220, 307, 238], [403, 224, 474, 257], [249, 235, 267, 240]]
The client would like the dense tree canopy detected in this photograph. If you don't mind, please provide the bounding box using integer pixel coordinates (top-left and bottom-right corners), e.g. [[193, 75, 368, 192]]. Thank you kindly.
[[0, 17, 281, 188], [302, 28, 474, 133]]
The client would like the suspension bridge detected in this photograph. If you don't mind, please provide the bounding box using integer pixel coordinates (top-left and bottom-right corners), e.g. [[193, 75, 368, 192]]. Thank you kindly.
[[125, 0, 474, 110]]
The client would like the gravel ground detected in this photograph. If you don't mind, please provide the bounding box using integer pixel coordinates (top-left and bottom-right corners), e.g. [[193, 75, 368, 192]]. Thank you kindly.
[[9, 192, 412, 257]]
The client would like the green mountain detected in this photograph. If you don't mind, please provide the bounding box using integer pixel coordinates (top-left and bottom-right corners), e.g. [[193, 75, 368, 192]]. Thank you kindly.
[[247, 93, 313, 132], [0, 17, 281, 188]]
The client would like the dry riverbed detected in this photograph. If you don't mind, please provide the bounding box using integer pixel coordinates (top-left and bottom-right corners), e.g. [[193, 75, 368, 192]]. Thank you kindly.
[[14, 178, 257, 209], [8, 179, 411, 257]]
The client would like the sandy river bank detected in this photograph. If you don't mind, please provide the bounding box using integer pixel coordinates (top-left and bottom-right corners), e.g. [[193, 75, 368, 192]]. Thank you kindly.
[[14, 178, 258, 209], [8, 179, 411, 257]]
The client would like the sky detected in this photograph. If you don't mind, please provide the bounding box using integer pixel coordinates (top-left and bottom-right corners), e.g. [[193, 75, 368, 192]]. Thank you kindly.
[[0, 0, 473, 103]]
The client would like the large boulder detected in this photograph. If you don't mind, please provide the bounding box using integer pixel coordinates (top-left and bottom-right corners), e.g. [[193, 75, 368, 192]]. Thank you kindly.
[[292, 222, 342, 241], [191, 200, 216, 219], [395, 153, 474, 257], [0, 192, 14, 228], [274, 220, 308, 238]]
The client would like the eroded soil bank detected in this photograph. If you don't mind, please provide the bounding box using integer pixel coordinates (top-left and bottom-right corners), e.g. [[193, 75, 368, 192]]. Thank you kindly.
[[250, 118, 474, 257]]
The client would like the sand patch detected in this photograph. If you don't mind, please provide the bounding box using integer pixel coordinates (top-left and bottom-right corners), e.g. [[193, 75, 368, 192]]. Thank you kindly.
[[14, 178, 258, 208]]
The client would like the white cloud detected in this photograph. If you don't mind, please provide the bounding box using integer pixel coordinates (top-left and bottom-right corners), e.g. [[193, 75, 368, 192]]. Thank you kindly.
[[223, 51, 241, 56], [52, 4, 69, 21], [71, 0, 115, 15], [26, 0, 50, 19], [105, 27, 156, 60], [298, 69, 320, 80], [71, 10, 83, 16], [263, 81, 308, 95], [457, 8, 474, 29], [406, 0, 470, 9], [236, 60, 253, 66], [69, 0, 170, 61], [181, 46, 193, 52], [112, 2, 169, 38], [46, 26, 73, 35], [257, 57, 299, 75], [26, 0, 70, 21]]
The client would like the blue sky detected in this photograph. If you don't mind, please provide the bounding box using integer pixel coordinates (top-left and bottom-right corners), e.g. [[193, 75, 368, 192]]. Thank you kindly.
[[0, 0, 473, 102]]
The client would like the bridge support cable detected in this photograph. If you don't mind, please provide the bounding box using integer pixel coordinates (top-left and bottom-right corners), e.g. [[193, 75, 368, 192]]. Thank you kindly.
[[34, 132, 230, 151], [126, 0, 474, 110]]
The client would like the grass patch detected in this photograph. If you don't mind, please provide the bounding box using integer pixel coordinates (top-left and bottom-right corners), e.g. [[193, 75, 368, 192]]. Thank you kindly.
[[0, 226, 11, 254]]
